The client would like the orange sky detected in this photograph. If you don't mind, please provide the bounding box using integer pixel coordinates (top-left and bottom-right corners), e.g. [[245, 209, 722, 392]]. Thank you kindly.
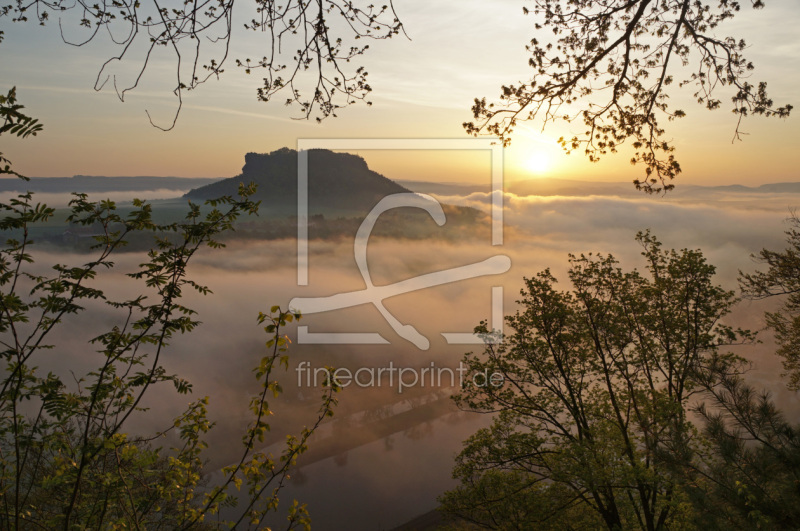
[[1, 0, 798, 187]]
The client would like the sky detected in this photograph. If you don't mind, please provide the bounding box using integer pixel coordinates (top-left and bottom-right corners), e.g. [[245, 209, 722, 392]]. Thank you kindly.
[[3, 2, 800, 523], [1, 0, 799, 186]]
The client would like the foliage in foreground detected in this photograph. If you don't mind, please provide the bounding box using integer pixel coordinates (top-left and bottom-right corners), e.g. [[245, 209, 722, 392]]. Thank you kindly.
[[441, 230, 800, 529], [0, 81, 42, 180], [0, 186, 338, 529], [740, 214, 800, 390]]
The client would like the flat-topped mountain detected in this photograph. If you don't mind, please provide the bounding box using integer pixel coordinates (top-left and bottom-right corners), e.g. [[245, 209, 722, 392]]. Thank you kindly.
[[184, 148, 410, 215]]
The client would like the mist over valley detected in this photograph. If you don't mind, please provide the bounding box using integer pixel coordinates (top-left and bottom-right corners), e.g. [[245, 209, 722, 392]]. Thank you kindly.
[[3, 149, 800, 529]]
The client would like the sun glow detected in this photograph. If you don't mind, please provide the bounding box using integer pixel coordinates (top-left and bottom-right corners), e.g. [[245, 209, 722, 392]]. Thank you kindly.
[[526, 151, 551, 175]]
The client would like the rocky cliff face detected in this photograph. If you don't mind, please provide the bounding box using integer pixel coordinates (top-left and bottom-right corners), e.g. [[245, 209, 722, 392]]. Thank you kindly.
[[184, 148, 410, 214]]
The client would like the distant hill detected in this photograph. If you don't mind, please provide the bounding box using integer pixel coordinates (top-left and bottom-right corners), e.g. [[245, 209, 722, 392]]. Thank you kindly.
[[0, 175, 221, 193], [747, 183, 800, 194], [397, 180, 490, 196], [498, 179, 800, 198], [184, 148, 411, 216]]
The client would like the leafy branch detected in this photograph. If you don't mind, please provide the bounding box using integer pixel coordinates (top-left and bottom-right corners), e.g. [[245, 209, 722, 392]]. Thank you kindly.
[[465, 0, 792, 193], [0, 86, 43, 180], [0, 184, 338, 529]]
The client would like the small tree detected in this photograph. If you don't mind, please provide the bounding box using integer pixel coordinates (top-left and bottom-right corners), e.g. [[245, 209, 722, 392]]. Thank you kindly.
[[677, 214, 800, 529], [0, 183, 339, 529], [740, 213, 800, 390], [441, 232, 750, 530], [0, 53, 344, 528], [689, 356, 800, 529]]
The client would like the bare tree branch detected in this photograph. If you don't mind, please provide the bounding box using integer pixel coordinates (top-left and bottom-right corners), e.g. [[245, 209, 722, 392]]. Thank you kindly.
[[2, 0, 404, 128]]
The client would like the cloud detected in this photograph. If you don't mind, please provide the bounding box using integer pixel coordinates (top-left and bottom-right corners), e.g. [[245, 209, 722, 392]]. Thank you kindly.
[[10, 188, 800, 529]]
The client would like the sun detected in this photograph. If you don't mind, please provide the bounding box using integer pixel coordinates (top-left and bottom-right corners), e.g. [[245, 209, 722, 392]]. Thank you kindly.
[[526, 151, 551, 175]]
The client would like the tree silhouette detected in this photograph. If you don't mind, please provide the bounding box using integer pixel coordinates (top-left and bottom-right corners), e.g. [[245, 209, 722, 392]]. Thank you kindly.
[[740, 214, 800, 389], [442, 232, 752, 529], [464, 0, 793, 193], [1, 0, 404, 128]]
